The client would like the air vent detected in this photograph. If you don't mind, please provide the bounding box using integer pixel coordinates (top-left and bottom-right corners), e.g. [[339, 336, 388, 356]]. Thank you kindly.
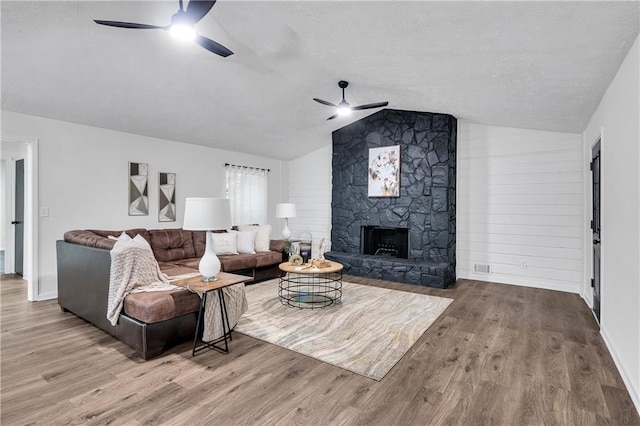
[[473, 263, 491, 274]]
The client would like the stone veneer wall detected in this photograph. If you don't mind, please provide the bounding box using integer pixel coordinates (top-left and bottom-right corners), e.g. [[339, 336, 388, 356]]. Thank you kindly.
[[325, 109, 456, 288]]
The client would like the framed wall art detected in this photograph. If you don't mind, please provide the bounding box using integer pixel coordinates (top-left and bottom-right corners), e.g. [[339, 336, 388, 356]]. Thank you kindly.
[[128, 162, 149, 215], [158, 172, 176, 222], [368, 145, 400, 197]]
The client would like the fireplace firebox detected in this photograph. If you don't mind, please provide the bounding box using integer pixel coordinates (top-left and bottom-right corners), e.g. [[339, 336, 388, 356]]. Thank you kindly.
[[361, 226, 409, 259]]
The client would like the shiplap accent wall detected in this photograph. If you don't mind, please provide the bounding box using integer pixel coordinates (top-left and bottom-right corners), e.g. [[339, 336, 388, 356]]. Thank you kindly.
[[287, 144, 332, 258], [457, 122, 584, 293]]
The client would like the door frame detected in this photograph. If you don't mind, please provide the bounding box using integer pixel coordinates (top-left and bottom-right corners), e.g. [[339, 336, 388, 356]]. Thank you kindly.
[[590, 137, 601, 324], [584, 129, 603, 322], [2, 137, 38, 301]]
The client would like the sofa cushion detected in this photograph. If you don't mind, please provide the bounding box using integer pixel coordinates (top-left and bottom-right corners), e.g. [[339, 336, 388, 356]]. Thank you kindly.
[[107, 231, 131, 242], [148, 229, 196, 262], [157, 262, 185, 272], [65, 229, 151, 250], [123, 289, 200, 324], [89, 228, 150, 242], [219, 253, 258, 272], [192, 231, 206, 258], [161, 265, 199, 277], [173, 257, 201, 270], [269, 239, 286, 252], [253, 251, 284, 268], [64, 230, 116, 250]]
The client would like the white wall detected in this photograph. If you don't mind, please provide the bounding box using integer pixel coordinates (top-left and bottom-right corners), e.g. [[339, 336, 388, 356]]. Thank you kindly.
[[1, 111, 287, 299], [582, 35, 639, 412], [456, 122, 584, 293], [286, 144, 332, 258]]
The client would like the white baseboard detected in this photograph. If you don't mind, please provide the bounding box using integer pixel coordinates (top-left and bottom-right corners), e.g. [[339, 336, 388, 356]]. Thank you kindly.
[[458, 272, 581, 294], [601, 327, 640, 415], [580, 289, 594, 309], [34, 291, 57, 301]]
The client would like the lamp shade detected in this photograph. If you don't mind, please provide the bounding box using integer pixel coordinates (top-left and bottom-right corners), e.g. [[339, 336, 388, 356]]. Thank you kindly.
[[183, 198, 232, 231], [275, 203, 296, 218]]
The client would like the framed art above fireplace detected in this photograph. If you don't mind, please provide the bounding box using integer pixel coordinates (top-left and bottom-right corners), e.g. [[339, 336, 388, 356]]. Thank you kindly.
[[368, 145, 400, 197]]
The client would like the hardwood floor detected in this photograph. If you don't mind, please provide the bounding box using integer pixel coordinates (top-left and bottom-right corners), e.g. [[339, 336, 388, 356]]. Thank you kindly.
[[1, 273, 638, 425]]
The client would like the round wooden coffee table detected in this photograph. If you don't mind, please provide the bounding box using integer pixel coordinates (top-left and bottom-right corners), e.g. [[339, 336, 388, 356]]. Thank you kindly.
[[278, 261, 343, 309]]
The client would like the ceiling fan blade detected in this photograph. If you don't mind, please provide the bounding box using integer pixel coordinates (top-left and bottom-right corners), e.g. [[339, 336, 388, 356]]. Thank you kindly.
[[94, 20, 164, 30], [313, 98, 337, 107], [326, 114, 338, 121], [351, 101, 389, 111], [195, 34, 233, 57], [186, 0, 217, 24]]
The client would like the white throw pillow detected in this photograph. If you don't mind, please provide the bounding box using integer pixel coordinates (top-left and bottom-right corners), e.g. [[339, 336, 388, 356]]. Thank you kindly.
[[108, 231, 132, 241], [211, 232, 238, 255], [132, 234, 151, 248], [238, 224, 271, 252], [234, 230, 257, 254]]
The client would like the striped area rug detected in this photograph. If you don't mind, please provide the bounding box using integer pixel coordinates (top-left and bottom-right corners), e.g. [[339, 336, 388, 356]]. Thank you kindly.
[[235, 279, 453, 381]]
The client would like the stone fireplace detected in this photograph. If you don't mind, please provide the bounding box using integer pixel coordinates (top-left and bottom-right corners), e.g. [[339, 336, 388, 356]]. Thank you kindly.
[[325, 109, 456, 288]]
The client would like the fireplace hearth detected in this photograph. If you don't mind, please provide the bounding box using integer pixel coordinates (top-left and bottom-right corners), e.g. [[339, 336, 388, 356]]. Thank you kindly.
[[362, 226, 409, 259]]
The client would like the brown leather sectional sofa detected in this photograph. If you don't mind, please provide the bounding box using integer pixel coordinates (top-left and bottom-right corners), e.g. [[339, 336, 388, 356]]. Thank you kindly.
[[57, 228, 285, 359]]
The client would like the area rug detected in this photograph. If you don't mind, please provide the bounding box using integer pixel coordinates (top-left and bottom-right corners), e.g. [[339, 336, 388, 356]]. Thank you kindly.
[[235, 279, 453, 381]]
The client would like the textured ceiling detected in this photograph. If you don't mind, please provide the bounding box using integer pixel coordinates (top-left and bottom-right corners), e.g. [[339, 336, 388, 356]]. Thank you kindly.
[[2, 1, 638, 160]]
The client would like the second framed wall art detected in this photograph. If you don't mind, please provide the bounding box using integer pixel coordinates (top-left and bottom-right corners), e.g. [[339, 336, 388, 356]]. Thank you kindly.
[[158, 172, 176, 222]]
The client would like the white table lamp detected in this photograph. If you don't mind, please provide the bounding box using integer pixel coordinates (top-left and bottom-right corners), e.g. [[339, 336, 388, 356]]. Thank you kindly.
[[183, 198, 232, 282], [275, 203, 296, 240]]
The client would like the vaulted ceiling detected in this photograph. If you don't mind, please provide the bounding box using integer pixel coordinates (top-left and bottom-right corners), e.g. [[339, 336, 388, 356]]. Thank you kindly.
[[2, 1, 638, 160]]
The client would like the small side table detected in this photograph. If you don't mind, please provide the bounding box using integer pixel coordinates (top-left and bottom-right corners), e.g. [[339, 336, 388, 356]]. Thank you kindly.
[[278, 261, 343, 309], [173, 272, 252, 356]]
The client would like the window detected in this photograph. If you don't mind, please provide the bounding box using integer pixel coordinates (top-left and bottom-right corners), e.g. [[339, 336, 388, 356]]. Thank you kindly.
[[225, 165, 268, 225]]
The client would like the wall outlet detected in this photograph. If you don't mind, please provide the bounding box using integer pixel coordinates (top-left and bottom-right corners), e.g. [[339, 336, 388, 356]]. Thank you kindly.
[[521, 261, 527, 269], [39, 207, 49, 217]]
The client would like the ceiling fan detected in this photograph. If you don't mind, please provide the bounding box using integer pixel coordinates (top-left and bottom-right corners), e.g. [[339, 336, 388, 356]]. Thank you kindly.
[[94, 0, 233, 57], [313, 81, 389, 120]]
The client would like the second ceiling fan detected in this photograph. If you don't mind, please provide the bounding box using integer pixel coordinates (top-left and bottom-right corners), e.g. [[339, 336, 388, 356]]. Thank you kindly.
[[313, 81, 388, 120]]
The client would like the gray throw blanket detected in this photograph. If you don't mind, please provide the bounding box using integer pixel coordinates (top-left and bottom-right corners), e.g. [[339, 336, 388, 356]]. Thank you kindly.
[[107, 240, 178, 326], [202, 284, 248, 342]]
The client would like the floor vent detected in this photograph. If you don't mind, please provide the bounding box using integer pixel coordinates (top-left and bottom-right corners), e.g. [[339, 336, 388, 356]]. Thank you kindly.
[[473, 263, 491, 274]]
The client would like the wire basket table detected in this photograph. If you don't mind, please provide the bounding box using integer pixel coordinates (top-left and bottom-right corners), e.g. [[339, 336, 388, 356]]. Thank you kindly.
[[278, 261, 343, 309]]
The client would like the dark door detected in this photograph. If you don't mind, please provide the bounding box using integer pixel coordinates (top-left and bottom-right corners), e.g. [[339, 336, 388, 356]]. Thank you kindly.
[[591, 140, 601, 323], [13, 159, 24, 276]]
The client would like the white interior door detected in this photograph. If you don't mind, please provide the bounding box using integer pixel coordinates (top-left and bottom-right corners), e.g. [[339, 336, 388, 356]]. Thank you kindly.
[[1, 141, 28, 276]]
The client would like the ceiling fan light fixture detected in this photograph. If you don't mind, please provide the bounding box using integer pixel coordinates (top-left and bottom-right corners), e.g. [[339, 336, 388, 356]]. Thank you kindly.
[[94, 1, 233, 57], [337, 100, 352, 116], [170, 23, 196, 41], [169, 12, 196, 41]]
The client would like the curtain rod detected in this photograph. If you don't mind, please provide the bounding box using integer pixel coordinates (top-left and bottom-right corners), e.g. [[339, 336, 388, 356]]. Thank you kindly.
[[225, 163, 270, 172]]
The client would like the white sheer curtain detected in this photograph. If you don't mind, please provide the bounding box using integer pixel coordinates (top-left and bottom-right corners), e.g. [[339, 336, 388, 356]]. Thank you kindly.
[[225, 165, 268, 226]]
